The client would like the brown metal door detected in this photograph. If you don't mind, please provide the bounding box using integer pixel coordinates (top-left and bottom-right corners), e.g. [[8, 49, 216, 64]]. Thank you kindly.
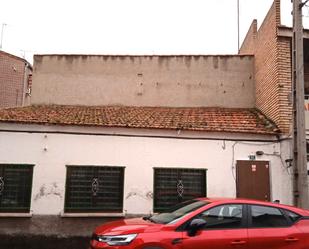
[[236, 160, 270, 201]]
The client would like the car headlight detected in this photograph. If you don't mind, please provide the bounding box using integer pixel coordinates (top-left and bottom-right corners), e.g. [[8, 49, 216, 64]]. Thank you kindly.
[[93, 233, 137, 246]]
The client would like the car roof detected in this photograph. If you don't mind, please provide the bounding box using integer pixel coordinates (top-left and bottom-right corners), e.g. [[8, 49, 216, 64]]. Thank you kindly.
[[196, 197, 309, 216]]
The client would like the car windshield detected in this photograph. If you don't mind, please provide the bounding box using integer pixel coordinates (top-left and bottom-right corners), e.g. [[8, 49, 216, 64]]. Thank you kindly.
[[149, 200, 208, 224]]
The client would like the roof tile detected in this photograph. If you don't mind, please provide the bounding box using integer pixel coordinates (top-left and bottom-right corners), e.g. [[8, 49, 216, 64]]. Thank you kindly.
[[0, 105, 279, 135]]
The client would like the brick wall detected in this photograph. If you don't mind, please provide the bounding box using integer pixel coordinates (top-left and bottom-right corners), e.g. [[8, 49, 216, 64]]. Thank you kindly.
[[240, 0, 291, 133], [277, 37, 292, 133], [0, 51, 31, 108], [239, 19, 257, 54], [254, 0, 281, 130]]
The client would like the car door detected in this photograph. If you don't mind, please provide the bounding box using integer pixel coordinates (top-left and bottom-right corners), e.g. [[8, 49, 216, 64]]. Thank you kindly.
[[181, 204, 248, 249], [247, 205, 303, 249]]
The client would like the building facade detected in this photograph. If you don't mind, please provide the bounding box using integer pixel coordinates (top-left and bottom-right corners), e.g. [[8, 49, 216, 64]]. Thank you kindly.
[[0, 105, 287, 218], [0, 0, 303, 239], [0, 53, 291, 235]]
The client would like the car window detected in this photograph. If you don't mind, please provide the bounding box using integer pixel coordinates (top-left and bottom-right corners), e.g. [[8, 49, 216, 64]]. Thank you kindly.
[[283, 209, 301, 223], [151, 200, 208, 224], [250, 205, 289, 228], [195, 204, 243, 229]]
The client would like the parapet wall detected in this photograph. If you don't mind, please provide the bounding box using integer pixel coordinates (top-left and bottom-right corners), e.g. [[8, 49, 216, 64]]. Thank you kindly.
[[32, 55, 255, 108]]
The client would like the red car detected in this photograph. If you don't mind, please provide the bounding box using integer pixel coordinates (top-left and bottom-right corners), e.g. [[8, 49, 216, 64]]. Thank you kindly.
[[90, 198, 309, 249]]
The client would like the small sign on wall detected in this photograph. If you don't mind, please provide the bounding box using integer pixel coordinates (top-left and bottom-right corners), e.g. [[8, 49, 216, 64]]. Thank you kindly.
[[251, 165, 256, 172]]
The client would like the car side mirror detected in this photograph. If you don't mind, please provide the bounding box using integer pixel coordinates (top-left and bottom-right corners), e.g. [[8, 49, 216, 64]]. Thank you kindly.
[[187, 218, 207, 237]]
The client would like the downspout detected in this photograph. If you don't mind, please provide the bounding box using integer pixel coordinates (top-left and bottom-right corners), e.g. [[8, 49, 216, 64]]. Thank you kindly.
[[22, 62, 30, 106]]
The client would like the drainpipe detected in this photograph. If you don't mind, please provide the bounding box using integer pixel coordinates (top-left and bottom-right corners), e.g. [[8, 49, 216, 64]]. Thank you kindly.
[[22, 62, 31, 106]]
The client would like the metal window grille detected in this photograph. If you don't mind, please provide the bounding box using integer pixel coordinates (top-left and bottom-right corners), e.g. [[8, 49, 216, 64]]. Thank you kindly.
[[154, 168, 207, 212], [0, 164, 34, 213], [64, 166, 124, 213]]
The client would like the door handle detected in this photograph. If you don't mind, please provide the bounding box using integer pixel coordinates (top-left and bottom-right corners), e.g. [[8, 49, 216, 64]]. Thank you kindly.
[[285, 237, 299, 242], [171, 238, 183, 245], [231, 240, 246, 245]]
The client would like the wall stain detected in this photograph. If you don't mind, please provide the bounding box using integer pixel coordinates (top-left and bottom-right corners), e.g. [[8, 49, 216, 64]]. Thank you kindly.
[[81, 55, 89, 61], [221, 57, 228, 71], [34, 55, 43, 64], [193, 55, 201, 61], [213, 57, 219, 69], [184, 56, 192, 68], [126, 190, 153, 200], [34, 183, 62, 201]]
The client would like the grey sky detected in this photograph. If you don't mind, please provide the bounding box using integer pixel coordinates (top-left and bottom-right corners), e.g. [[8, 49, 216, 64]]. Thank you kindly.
[[0, 0, 300, 64]]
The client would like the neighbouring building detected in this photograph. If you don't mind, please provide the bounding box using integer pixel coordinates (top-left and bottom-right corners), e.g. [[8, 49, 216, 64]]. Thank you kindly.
[[239, 0, 309, 183], [0, 0, 303, 239], [0, 50, 32, 108]]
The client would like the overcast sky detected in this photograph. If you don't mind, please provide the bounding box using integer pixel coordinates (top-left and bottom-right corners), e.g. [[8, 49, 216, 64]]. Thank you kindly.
[[0, 0, 305, 64]]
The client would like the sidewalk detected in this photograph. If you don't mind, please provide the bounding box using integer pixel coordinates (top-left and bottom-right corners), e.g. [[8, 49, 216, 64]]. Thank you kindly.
[[0, 234, 90, 249], [0, 216, 121, 249]]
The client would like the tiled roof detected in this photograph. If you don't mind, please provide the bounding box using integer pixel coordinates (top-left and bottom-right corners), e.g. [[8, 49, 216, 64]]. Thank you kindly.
[[0, 105, 279, 135]]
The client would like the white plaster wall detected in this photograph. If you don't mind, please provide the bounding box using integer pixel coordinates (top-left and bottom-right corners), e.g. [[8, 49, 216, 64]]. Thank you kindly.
[[0, 130, 292, 215], [31, 55, 255, 108]]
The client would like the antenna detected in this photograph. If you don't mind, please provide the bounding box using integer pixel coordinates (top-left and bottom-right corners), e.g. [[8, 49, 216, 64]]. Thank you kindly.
[[0, 23, 7, 50], [237, 0, 240, 53]]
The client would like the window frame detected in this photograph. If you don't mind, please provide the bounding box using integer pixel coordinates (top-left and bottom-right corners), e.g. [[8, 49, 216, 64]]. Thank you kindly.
[[247, 204, 293, 229], [64, 165, 125, 213], [0, 164, 34, 213]]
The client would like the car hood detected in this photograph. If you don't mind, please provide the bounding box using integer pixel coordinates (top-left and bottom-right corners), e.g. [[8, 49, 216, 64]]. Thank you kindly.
[[94, 218, 162, 235]]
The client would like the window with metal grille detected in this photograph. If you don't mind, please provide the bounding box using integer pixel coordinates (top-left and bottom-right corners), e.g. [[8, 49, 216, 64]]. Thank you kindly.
[[153, 168, 207, 212], [64, 166, 124, 213], [0, 164, 34, 213]]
